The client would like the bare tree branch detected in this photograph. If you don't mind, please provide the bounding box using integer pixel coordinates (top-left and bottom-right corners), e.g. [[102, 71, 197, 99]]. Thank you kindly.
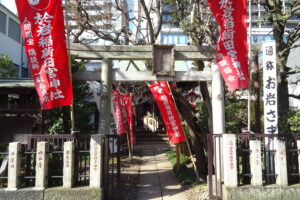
[[289, 94, 300, 100]]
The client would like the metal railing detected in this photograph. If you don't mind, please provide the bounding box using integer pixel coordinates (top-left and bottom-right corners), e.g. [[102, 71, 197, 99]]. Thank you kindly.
[[208, 133, 300, 200], [103, 134, 121, 200], [27, 134, 92, 186]]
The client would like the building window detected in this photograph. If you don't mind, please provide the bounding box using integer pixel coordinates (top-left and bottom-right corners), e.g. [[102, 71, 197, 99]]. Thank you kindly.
[[161, 33, 188, 44], [0, 10, 6, 34], [162, 14, 172, 21], [8, 18, 21, 42]]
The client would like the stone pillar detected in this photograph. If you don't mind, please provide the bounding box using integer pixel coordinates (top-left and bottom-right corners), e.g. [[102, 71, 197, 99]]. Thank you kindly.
[[274, 140, 288, 186], [63, 141, 74, 188], [35, 142, 48, 189], [223, 134, 237, 187], [90, 135, 103, 188], [249, 140, 263, 186], [211, 62, 225, 135], [7, 142, 21, 190], [98, 58, 112, 135], [211, 63, 225, 195]]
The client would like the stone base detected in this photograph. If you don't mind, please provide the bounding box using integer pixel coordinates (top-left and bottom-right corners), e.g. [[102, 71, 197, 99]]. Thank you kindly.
[[0, 188, 44, 200], [0, 187, 102, 200], [223, 185, 300, 200], [44, 187, 102, 200]]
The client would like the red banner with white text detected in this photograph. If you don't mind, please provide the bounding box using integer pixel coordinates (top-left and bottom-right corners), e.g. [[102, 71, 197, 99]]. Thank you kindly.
[[112, 90, 127, 134], [15, 0, 72, 109], [208, 0, 249, 90], [123, 94, 134, 144], [149, 81, 186, 145]]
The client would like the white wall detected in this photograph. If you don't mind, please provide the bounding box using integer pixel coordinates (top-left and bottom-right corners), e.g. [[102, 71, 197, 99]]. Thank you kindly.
[[0, 4, 27, 72], [0, 32, 26, 67]]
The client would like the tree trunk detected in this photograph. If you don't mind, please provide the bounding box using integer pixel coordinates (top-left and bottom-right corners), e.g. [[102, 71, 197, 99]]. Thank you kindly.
[[252, 51, 261, 133], [277, 48, 290, 112], [172, 91, 207, 177]]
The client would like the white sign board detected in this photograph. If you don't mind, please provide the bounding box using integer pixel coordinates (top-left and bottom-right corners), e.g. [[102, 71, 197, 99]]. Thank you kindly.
[[262, 41, 278, 134]]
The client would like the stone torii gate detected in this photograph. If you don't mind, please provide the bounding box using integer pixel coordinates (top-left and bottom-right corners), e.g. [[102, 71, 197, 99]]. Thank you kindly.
[[70, 44, 225, 191]]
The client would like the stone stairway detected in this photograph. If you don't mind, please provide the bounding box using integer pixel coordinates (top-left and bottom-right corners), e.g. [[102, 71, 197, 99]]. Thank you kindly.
[[135, 130, 169, 144]]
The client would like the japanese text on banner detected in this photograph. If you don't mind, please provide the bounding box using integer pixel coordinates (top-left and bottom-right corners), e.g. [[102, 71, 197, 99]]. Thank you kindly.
[[15, 0, 72, 109], [149, 81, 186, 145], [123, 94, 134, 144], [112, 90, 127, 134], [208, 0, 249, 90], [263, 41, 278, 134]]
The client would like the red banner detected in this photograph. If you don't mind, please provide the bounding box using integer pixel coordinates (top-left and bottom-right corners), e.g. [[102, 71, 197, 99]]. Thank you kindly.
[[15, 0, 72, 109], [149, 81, 186, 145], [123, 94, 134, 144], [112, 90, 127, 134], [208, 0, 249, 90]]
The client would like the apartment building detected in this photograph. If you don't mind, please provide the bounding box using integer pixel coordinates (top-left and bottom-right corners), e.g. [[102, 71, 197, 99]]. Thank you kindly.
[[0, 3, 28, 78]]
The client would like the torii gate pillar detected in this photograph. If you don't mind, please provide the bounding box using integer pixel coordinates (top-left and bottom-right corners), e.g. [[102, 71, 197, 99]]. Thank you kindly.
[[98, 58, 112, 135], [211, 62, 225, 196]]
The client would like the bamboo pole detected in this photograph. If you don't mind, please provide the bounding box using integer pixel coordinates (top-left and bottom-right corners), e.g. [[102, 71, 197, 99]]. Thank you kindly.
[[247, 0, 253, 132], [176, 144, 180, 172], [64, 0, 76, 133], [166, 82, 200, 180]]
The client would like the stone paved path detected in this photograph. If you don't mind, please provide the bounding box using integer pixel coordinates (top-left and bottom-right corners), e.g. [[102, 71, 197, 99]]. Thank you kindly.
[[134, 143, 188, 200]]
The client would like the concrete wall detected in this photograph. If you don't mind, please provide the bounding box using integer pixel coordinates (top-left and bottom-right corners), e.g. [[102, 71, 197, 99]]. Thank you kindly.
[[0, 187, 102, 200], [223, 185, 300, 200]]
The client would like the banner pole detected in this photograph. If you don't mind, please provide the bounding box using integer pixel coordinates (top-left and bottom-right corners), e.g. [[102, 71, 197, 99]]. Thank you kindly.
[[166, 82, 200, 180], [247, 0, 253, 132], [64, 0, 76, 133]]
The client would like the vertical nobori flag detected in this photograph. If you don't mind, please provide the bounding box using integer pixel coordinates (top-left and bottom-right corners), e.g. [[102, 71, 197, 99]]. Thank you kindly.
[[208, 0, 249, 90], [123, 94, 134, 144], [15, 0, 72, 109], [112, 90, 127, 134], [263, 41, 278, 134], [149, 81, 186, 145]]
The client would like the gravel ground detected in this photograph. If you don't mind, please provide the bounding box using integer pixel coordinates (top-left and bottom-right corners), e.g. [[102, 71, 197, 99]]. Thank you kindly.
[[185, 184, 209, 200]]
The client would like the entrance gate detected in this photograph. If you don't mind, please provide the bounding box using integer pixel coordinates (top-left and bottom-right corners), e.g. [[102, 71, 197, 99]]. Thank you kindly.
[[70, 44, 226, 199]]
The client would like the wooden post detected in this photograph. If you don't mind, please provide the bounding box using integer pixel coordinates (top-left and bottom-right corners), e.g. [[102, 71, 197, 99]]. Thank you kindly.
[[35, 142, 48, 189], [63, 141, 74, 188], [126, 132, 132, 161], [7, 142, 21, 190], [64, 0, 76, 133], [98, 58, 112, 135], [176, 144, 180, 172], [223, 134, 238, 187]]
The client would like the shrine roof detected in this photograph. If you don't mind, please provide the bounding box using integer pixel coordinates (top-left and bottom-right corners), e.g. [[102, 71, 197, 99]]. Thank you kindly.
[[0, 79, 35, 88]]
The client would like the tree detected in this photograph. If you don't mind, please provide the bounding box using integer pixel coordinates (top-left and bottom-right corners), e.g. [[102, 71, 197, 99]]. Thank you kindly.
[[258, 0, 300, 111], [0, 54, 17, 78], [44, 57, 95, 134], [66, 0, 162, 45]]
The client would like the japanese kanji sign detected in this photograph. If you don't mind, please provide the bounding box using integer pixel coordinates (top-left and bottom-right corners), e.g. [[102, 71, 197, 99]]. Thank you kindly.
[[208, 0, 249, 90], [263, 41, 278, 134], [15, 0, 72, 109], [149, 81, 186, 145], [112, 90, 127, 134], [123, 94, 134, 144]]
